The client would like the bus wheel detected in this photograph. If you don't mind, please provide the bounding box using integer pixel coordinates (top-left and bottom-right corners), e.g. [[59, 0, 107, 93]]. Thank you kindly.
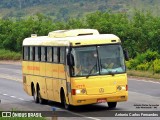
[[33, 86, 39, 103], [61, 92, 71, 110], [38, 89, 48, 104], [108, 102, 117, 109]]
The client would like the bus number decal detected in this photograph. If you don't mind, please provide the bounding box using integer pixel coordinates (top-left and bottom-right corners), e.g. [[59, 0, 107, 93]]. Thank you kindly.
[[76, 84, 85, 89]]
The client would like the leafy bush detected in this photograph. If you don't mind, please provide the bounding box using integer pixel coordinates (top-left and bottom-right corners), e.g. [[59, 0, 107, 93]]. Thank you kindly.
[[126, 50, 160, 73], [136, 62, 150, 71], [153, 59, 160, 73], [127, 59, 139, 69], [0, 49, 21, 60], [125, 61, 131, 69], [144, 50, 159, 62]]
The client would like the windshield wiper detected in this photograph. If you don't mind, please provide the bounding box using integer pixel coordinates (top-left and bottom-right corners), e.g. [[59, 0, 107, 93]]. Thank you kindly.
[[86, 63, 97, 78], [108, 71, 115, 76]]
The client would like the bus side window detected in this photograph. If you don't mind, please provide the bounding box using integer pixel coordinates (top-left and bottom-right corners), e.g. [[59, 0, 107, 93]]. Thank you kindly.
[[60, 47, 65, 64], [41, 47, 46, 62], [53, 47, 58, 63], [23, 46, 29, 60], [57, 47, 60, 63], [35, 46, 40, 61], [52, 47, 54, 62], [30, 46, 35, 61], [47, 47, 53, 62]]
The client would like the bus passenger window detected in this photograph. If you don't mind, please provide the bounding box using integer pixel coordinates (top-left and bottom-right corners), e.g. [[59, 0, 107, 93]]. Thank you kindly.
[[53, 47, 58, 63], [60, 47, 65, 63], [47, 47, 52, 62], [41, 47, 46, 62], [30, 47, 34, 61], [35, 47, 40, 61], [23, 46, 29, 60]]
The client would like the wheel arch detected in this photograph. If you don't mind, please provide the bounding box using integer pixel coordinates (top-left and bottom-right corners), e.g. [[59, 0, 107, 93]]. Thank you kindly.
[[60, 87, 65, 103]]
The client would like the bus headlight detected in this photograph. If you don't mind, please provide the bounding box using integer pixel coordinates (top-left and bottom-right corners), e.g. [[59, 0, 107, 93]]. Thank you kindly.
[[76, 89, 86, 94], [76, 90, 81, 94], [117, 86, 126, 91], [121, 86, 126, 90], [72, 89, 86, 95]]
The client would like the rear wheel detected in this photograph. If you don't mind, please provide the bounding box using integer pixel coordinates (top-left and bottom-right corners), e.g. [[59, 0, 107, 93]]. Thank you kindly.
[[33, 86, 39, 103], [108, 102, 117, 109], [37, 89, 48, 104]]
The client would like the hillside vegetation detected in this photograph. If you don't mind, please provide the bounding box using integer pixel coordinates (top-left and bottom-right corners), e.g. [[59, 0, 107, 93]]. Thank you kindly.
[[0, 11, 160, 74], [1, 11, 160, 55], [0, 0, 160, 74], [0, 0, 160, 20]]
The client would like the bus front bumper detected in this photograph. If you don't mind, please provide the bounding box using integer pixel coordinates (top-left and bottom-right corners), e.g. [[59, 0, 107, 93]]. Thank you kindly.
[[70, 91, 128, 106]]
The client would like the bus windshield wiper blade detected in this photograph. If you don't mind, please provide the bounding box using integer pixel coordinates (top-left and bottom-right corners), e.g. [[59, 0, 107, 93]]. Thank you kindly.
[[108, 71, 116, 76], [86, 63, 97, 78]]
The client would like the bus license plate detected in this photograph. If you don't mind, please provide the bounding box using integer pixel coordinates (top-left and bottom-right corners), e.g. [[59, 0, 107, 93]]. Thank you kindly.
[[97, 98, 106, 103]]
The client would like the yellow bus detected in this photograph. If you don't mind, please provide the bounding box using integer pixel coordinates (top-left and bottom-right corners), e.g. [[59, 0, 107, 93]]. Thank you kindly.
[[22, 29, 129, 109]]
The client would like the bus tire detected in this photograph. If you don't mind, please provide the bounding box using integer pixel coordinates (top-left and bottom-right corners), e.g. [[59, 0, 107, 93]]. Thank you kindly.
[[33, 86, 39, 103], [108, 102, 117, 109], [37, 88, 48, 104], [61, 90, 71, 110]]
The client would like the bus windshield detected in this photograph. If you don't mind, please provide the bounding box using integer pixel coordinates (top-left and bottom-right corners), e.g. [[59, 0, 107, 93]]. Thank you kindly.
[[71, 44, 126, 77]]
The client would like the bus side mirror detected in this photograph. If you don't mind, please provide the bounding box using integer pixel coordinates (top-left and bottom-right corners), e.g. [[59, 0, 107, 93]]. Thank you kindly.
[[67, 54, 75, 66], [123, 50, 129, 61]]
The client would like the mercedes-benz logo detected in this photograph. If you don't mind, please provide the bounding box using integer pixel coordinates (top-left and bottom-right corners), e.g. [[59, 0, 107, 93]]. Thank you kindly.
[[99, 88, 104, 93]]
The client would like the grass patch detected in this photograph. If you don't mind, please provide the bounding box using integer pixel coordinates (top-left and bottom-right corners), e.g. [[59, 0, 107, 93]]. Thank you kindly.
[[127, 70, 160, 80], [0, 49, 21, 60]]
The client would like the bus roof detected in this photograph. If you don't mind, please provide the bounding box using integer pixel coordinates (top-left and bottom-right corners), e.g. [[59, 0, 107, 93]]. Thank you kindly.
[[23, 29, 121, 46]]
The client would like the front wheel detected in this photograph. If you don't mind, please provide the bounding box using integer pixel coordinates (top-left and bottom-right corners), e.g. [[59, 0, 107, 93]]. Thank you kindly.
[[108, 102, 117, 109]]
